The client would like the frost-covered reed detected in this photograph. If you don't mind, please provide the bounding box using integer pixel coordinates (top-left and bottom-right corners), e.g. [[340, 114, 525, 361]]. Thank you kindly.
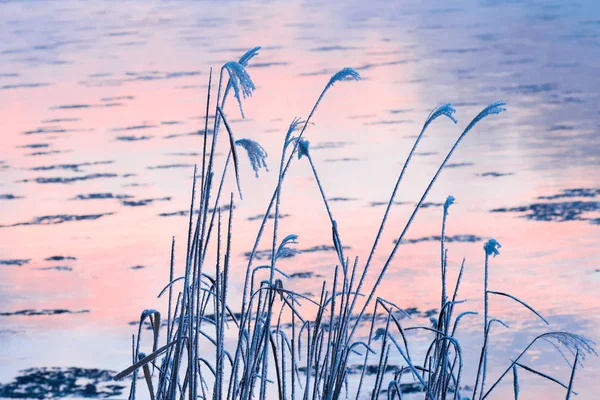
[[115, 47, 596, 400]]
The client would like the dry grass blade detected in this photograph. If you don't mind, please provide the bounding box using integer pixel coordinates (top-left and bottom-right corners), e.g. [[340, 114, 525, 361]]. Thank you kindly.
[[565, 351, 579, 400], [141, 356, 156, 400], [512, 365, 519, 400], [115, 340, 178, 380], [217, 106, 242, 199], [514, 362, 575, 394], [488, 290, 549, 325]]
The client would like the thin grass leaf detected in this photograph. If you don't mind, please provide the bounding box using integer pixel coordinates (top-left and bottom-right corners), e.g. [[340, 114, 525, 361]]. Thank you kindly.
[[138, 352, 155, 400], [512, 365, 519, 400], [483, 332, 596, 399], [488, 290, 549, 325], [387, 334, 436, 400], [115, 340, 179, 380], [217, 106, 242, 199], [514, 362, 574, 393], [157, 276, 186, 298], [565, 351, 579, 400], [488, 318, 510, 330], [377, 298, 412, 319]]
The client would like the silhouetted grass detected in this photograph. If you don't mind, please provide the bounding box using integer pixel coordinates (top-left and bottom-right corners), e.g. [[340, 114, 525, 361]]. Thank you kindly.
[[115, 47, 596, 400]]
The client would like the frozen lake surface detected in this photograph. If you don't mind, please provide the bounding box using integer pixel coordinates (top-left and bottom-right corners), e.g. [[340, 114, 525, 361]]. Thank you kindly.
[[1, 0, 599, 398]]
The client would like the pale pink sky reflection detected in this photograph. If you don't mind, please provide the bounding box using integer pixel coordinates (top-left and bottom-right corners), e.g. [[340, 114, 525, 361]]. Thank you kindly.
[[1, 0, 599, 397]]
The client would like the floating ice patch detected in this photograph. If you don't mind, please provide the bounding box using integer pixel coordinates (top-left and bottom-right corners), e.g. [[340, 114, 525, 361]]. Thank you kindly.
[[50, 104, 92, 109], [0, 259, 30, 266], [347, 114, 376, 120], [245, 245, 351, 260], [246, 213, 290, 221], [112, 124, 157, 131], [165, 152, 201, 156], [158, 204, 232, 218], [0, 367, 124, 399], [364, 119, 412, 126], [164, 130, 212, 139], [159, 210, 195, 217], [389, 108, 414, 114], [22, 127, 73, 135], [115, 135, 152, 141], [302, 244, 352, 253], [17, 143, 50, 149], [478, 171, 514, 177], [311, 141, 353, 150], [247, 61, 290, 68], [444, 162, 474, 169], [29, 161, 114, 172], [147, 164, 194, 170], [491, 201, 600, 223], [394, 234, 484, 244], [368, 201, 410, 208], [502, 83, 557, 94], [0, 309, 89, 316], [20, 174, 119, 184], [26, 150, 70, 157], [0, 194, 23, 200], [72, 193, 133, 200], [323, 157, 360, 162], [35, 266, 73, 271], [0, 82, 50, 90], [44, 256, 77, 261], [121, 197, 171, 207], [309, 45, 358, 52], [0, 213, 115, 228], [420, 202, 444, 208], [289, 271, 324, 279], [101, 95, 135, 101], [537, 188, 600, 200], [355, 58, 416, 71]]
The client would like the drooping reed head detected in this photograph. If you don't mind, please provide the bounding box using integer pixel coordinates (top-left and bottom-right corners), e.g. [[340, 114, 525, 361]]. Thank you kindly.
[[325, 67, 361, 91], [470, 101, 507, 129], [426, 103, 458, 128], [222, 61, 256, 118], [484, 238, 502, 257], [235, 138, 268, 177], [542, 332, 597, 364]]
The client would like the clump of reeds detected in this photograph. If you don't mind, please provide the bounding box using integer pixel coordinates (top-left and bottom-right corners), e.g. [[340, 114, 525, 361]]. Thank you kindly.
[[114, 46, 596, 400]]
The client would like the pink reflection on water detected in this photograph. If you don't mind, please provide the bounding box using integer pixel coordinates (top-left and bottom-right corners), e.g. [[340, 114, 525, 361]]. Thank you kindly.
[[1, 0, 599, 397]]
